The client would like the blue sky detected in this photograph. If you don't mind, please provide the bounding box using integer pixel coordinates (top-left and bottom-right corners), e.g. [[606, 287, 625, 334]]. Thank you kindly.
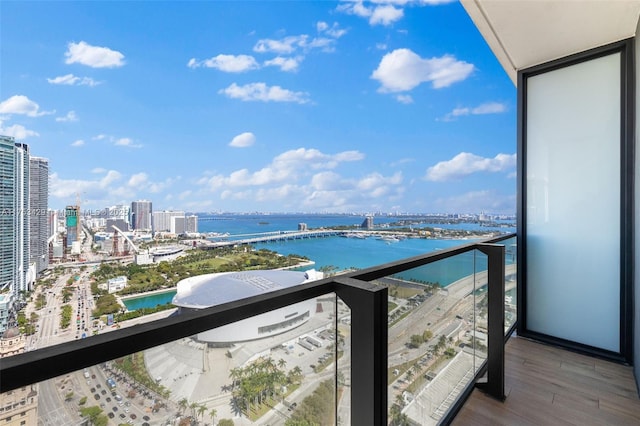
[[0, 1, 516, 214]]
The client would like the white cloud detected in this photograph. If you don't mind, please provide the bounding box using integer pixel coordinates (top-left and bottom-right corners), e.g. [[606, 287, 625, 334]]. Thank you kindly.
[[219, 82, 310, 104], [472, 102, 507, 115], [128, 172, 148, 187], [317, 21, 348, 38], [71, 139, 85, 147], [263, 56, 302, 72], [441, 102, 507, 121], [0, 122, 39, 139], [370, 5, 404, 25], [47, 74, 100, 86], [254, 36, 308, 54], [56, 111, 78, 122], [0, 95, 54, 117], [114, 137, 143, 148], [425, 152, 516, 182], [199, 147, 365, 192], [372, 49, 475, 92], [50, 170, 123, 201], [229, 132, 256, 148], [253, 34, 337, 55], [396, 94, 413, 104], [376, 43, 388, 50], [91, 167, 106, 174], [187, 54, 259, 72], [337, 2, 403, 26], [338, 0, 455, 27], [65, 41, 125, 68], [92, 134, 108, 141]]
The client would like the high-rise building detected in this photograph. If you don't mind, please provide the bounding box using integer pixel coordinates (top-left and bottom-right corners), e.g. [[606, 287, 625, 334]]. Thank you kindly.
[[65, 205, 79, 249], [170, 216, 185, 235], [47, 209, 57, 241], [152, 210, 184, 233], [0, 137, 16, 295], [14, 143, 30, 293], [0, 136, 31, 333], [185, 215, 198, 234], [131, 200, 152, 231], [29, 157, 48, 274], [361, 215, 374, 230], [108, 204, 130, 226]]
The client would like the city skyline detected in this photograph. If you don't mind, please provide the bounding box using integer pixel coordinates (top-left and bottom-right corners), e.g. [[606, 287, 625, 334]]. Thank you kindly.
[[1, 1, 516, 214]]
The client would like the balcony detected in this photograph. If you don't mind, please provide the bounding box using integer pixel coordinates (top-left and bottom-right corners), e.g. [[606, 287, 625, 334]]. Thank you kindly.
[[3, 232, 635, 425], [0, 236, 516, 425]]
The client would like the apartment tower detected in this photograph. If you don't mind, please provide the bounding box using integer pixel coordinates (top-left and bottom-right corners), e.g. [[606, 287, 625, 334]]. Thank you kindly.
[[131, 200, 152, 231], [29, 157, 48, 274]]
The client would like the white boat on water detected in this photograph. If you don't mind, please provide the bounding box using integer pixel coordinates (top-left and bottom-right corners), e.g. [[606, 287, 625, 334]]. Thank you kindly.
[[380, 236, 400, 243]]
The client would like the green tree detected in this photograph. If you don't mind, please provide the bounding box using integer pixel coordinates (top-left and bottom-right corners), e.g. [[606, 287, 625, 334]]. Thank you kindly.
[[217, 420, 234, 426], [178, 398, 188, 415], [79, 406, 108, 426], [197, 403, 206, 422], [209, 408, 217, 425]]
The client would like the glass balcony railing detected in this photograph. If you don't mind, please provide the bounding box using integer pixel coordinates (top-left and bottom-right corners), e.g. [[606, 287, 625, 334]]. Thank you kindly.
[[0, 233, 515, 426]]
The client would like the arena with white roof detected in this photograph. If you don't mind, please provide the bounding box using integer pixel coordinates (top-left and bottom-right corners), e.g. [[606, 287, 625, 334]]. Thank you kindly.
[[172, 269, 323, 343]]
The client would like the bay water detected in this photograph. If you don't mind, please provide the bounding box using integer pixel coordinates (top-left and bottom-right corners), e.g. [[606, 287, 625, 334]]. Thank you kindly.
[[123, 214, 515, 310]]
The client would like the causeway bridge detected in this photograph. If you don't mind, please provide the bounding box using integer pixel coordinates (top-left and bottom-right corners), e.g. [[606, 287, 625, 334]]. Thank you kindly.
[[200, 229, 359, 248]]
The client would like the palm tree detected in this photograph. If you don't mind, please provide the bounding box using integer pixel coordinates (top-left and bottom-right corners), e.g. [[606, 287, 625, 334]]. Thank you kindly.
[[189, 402, 199, 419], [277, 358, 287, 370], [209, 408, 217, 426], [229, 368, 242, 389], [197, 404, 207, 423], [178, 398, 188, 416]]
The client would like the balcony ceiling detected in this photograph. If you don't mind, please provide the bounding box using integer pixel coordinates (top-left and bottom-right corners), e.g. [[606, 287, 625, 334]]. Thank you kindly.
[[461, 0, 640, 84]]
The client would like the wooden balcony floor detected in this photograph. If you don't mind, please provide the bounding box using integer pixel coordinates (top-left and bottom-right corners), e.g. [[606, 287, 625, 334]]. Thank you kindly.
[[452, 336, 640, 425]]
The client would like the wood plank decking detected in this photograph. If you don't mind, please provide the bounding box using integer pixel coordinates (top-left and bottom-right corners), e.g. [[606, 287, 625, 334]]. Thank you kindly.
[[452, 336, 640, 425]]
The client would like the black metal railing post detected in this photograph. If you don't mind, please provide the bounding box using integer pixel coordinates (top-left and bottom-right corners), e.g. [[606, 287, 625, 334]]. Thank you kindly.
[[334, 277, 388, 426], [475, 243, 506, 401]]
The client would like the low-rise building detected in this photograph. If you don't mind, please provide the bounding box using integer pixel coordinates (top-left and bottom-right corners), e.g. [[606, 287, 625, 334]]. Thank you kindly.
[[0, 327, 24, 358], [103, 276, 128, 294], [0, 384, 38, 426]]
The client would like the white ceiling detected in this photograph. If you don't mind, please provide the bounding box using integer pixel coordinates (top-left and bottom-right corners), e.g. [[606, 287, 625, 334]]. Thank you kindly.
[[461, 0, 640, 85]]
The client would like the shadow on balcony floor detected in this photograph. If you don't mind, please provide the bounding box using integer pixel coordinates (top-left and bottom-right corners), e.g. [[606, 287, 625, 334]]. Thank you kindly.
[[452, 336, 640, 425]]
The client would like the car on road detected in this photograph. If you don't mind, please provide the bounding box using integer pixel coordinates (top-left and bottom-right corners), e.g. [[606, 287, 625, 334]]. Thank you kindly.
[[107, 412, 114, 419]]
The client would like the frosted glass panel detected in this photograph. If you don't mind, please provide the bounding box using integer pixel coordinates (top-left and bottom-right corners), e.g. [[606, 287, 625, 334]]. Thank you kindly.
[[526, 53, 620, 352]]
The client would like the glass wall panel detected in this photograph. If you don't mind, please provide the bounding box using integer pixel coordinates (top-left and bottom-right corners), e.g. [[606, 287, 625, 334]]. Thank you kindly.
[[525, 52, 620, 352], [336, 296, 350, 426], [1, 295, 337, 426], [503, 236, 517, 333], [385, 251, 483, 425]]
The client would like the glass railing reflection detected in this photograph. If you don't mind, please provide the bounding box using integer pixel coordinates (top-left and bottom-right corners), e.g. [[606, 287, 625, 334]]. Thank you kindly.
[[0, 294, 339, 426], [385, 250, 489, 426], [504, 236, 517, 333]]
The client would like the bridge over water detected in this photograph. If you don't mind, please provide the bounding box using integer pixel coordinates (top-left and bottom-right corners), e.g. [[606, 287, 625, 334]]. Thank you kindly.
[[201, 229, 355, 248]]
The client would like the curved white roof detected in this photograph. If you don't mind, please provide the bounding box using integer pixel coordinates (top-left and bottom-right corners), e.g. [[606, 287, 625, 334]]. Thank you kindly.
[[172, 269, 322, 309]]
